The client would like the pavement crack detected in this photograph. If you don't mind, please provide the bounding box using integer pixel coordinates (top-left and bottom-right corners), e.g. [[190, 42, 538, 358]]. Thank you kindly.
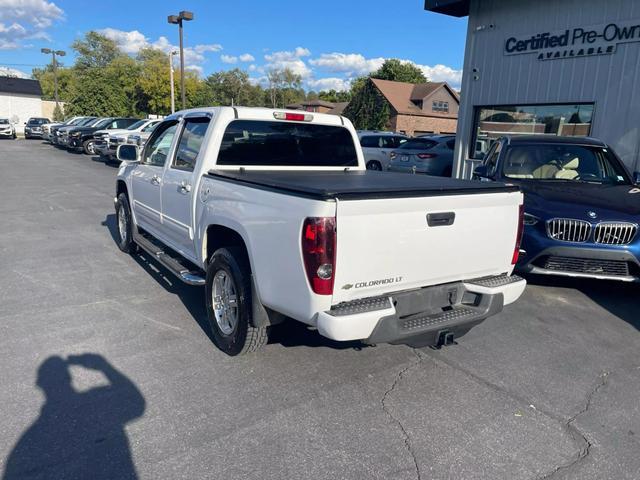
[[535, 370, 610, 480], [425, 351, 610, 480], [380, 348, 423, 480]]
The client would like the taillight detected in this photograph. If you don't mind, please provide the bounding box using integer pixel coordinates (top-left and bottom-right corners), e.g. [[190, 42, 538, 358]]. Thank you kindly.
[[301, 217, 336, 295], [512, 204, 524, 265], [417, 153, 437, 159], [273, 112, 313, 122]]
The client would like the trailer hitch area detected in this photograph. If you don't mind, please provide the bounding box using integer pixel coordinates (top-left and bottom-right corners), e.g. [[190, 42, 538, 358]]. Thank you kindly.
[[430, 330, 457, 350]]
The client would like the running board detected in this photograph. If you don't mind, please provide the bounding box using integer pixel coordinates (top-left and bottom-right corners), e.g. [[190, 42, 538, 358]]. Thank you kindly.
[[133, 231, 205, 286]]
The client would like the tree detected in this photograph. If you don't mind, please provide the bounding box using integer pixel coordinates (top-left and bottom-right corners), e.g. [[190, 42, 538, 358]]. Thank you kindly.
[[52, 103, 64, 121], [136, 48, 172, 115], [342, 78, 390, 130], [371, 59, 427, 84], [71, 31, 121, 70], [206, 68, 253, 106], [318, 89, 351, 103], [32, 64, 75, 102], [266, 68, 284, 108]]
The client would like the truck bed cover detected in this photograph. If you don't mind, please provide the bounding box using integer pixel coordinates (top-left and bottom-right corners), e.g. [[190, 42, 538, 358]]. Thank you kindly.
[[206, 170, 520, 200]]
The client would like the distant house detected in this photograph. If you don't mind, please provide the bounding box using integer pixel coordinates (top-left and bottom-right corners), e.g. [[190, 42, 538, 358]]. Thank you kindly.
[[286, 99, 338, 114], [369, 78, 460, 136], [0, 77, 44, 129]]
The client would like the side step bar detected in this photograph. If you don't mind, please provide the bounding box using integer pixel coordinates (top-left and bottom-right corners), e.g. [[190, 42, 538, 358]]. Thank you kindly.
[[133, 231, 205, 286]]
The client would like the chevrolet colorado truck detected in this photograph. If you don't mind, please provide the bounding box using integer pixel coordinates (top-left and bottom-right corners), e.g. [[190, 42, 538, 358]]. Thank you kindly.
[[114, 107, 526, 356]]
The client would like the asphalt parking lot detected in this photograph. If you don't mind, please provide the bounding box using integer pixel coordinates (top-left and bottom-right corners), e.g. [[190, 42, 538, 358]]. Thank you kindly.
[[0, 139, 639, 480]]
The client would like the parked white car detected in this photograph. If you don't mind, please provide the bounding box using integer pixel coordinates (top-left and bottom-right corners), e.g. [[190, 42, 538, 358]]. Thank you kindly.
[[0, 118, 17, 139], [358, 131, 408, 170], [114, 107, 526, 355], [95, 119, 161, 162]]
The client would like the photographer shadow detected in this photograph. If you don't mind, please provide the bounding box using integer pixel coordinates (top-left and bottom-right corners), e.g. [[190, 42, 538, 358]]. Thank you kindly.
[[2, 354, 145, 480]]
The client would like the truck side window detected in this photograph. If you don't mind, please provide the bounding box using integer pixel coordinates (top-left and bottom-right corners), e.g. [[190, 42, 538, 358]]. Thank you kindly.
[[142, 121, 178, 167], [173, 118, 210, 171]]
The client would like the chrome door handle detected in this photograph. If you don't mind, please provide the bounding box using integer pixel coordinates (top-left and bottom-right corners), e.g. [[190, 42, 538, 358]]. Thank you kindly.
[[179, 181, 192, 193], [150, 175, 161, 185]]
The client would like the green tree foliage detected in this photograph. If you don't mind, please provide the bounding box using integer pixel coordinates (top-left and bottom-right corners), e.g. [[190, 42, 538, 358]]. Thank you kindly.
[[343, 78, 390, 130], [370, 59, 427, 84], [52, 103, 64, 121], [135, 48, 172, 115], [318, 89, 351, 103], [32, 64, 75, 102], [72, 31, 121, 70]]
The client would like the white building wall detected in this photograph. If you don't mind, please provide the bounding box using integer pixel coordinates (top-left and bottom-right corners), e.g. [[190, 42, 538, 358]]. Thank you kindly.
[[454, 0, 640, 176], [0, 93, 42, 134]]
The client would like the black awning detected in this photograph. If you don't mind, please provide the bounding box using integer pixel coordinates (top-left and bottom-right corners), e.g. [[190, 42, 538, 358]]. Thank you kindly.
[[0, 77, 42, 96], [424, 0, 470, 17]]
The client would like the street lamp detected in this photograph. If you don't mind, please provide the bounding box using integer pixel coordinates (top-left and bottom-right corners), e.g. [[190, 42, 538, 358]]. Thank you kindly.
[[167, 10, 194, 110], [168, 50, 178, 113], [40, 48, 66, 108]]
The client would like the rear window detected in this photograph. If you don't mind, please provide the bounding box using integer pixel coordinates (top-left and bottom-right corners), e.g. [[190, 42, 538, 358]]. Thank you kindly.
[[217, 120, 358, 167], [398, 138, 437, 150]]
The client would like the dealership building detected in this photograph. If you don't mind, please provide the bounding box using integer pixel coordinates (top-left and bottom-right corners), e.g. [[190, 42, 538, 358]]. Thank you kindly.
[[425, 0, 640, 177]]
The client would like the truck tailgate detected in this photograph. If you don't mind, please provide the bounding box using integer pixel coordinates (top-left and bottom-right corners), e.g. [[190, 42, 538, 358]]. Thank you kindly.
[[332, 191, 523, 304]]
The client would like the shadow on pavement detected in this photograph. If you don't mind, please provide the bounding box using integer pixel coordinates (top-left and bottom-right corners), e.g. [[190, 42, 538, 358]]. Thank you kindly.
[[2, 354, 145, 480], [91, 155, 119, 168], [101, 214, 370, 351], [523, 274, 639, 330]]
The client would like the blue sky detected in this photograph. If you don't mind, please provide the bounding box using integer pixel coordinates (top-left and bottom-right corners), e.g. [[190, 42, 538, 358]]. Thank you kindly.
[[0, 0, 468, 90]]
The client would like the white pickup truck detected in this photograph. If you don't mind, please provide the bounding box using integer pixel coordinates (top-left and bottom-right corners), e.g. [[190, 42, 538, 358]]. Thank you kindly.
[[114, 107, 526, 355]]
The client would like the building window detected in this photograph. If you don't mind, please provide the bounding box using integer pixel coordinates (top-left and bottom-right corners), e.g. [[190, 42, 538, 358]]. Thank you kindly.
[[432, 101, 449, 113], [472, 103, 595, 159]]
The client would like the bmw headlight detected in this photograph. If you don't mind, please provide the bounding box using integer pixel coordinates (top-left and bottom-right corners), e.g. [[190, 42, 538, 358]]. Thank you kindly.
[[70, 131, 81, 137], [523, 213, 539, 225]]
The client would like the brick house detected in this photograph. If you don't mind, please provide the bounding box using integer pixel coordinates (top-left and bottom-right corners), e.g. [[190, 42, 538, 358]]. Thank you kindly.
[[370, 78, 460, 136]]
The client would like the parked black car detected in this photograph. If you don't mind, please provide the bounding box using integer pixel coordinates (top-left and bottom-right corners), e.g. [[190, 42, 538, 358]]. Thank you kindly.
[[51, 117, 96, 146], [24, 117, 50, 139], [474, 135, 640, 282], [66, 117, 139, 154]]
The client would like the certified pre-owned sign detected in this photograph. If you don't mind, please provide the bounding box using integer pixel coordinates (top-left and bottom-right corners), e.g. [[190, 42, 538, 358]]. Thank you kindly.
[[505, 20, 640, 61]]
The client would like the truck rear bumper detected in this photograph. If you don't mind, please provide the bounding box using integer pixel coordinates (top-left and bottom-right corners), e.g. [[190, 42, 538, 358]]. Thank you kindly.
[[316, 275, 526, 347]]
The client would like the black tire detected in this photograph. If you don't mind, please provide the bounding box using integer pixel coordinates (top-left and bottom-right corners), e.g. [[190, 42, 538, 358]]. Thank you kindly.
[[366, 160, 382, 171], [115, 193, 137, 253], [205, 247, 268, 356], [82, 139, 96, 155]]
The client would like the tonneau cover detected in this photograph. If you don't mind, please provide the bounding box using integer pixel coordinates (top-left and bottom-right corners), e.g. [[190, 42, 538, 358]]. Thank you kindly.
[[207, 170, 519, 200]]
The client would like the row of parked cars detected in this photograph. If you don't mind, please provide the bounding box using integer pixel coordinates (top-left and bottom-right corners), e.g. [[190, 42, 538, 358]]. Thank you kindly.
[[359, 130, 456, 177], [38, 115, 160, 162]]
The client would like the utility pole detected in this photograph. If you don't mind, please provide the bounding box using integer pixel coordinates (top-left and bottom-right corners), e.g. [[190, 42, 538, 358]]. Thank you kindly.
[[168, 11, 194, 110], [169, 50, 178, 113], [40, 48, 66, 108]]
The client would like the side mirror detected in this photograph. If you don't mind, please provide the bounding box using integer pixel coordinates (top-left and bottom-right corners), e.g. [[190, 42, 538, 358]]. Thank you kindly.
[[634, 171, 640, 185], [117, 144, 139, 162], [473, 164, 491, 180]]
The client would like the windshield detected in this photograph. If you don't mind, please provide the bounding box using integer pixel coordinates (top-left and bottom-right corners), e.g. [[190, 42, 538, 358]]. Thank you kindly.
[[398, 138, 437, 150], [78, 117, 97, 126], [502, 144, 630, 184], [127, 120, 146, 130], [0, 119, 9, 125], [28, 118, 48, 125]]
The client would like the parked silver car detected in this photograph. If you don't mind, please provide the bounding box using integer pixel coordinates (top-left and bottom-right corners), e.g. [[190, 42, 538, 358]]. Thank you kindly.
[[388, 135, 456, 177], [0, 118, 16, 139], [358, 131, 408, 171]]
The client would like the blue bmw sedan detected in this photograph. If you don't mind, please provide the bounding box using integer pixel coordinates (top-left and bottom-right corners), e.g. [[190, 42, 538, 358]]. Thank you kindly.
[[474, 135, 640, 282]]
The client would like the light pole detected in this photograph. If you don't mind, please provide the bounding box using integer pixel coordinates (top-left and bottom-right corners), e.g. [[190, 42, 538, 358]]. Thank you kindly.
[[168, 10, 194, 110], [169, 50, 178, 113], [40, 48, 66, 108]]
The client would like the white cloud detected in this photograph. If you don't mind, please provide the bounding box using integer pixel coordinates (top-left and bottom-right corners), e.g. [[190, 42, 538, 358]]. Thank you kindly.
[[98, 28, 148, 54], [98, 28, 222, 76], [310, 53, 384, 76], [0, 66, 30, 78], [415, 63, 463, 87], [307, 77, 351, 92], [239, 53, 254, 62], [220, 54, 238, 64], [0, 0, 63, 49], [264, 47, 312, 78]]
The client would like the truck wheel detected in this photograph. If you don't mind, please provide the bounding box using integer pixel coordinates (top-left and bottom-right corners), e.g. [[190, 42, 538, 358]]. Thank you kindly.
[[206, 247, 268, 356], [366, 160, 382, 171], [115, 193, 137, 253], [83, 139, 96, 155]]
